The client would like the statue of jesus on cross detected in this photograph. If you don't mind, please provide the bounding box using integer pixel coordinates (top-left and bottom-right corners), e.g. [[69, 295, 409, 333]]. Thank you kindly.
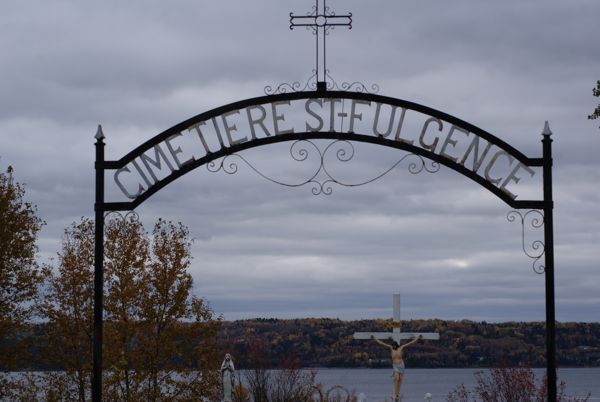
[[371, 334, 422, 401], [353, 294, 439, 402]]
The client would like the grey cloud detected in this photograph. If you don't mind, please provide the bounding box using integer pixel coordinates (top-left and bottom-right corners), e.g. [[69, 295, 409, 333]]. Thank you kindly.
[[1, 0, 598, 323]]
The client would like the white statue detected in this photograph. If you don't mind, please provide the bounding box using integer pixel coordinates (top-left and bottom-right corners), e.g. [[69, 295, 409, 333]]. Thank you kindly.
[[221, 353, 235, 402], [372, 335, 422, 402], [354, 295, 438, 402]]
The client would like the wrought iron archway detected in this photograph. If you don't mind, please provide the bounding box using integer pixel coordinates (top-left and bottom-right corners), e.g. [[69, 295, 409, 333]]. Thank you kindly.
[[93, 89, 555, 401]]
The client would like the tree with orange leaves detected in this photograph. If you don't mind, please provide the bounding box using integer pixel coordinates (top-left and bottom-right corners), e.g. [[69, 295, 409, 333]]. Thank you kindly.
[[40, 218, 95, 401], [40, 216, 220, 401], [0, 166, 45, 375]]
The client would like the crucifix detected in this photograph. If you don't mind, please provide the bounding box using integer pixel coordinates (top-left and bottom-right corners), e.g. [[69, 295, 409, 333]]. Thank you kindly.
[[290, 0, 352, 90], [353, 294, 440, 341], [354, 294, 439, 401]]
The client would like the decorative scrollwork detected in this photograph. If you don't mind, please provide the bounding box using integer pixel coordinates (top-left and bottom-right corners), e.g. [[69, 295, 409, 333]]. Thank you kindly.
[[507, 210, 545, 274], [341, 81, 380, 94], [265, 70, 379, 95], [326, 70, 380, 94], [325, 385, 352, 402], [104, 210, 140, 223], [312, 384, 353, 402], [264, 71, 318, 95], [408, 158, 440, 174], [103, 211, 140, 236], [208, 140, 439, 195], [207, 158, 238, 175]]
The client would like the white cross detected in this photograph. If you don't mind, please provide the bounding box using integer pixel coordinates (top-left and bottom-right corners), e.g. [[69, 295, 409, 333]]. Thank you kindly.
[[353, 294, 440, 341]]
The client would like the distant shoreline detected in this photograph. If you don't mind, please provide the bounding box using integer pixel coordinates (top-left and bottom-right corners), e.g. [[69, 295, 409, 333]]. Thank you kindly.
[[3, 319, 599, 370], [216, 318, 600, 369]]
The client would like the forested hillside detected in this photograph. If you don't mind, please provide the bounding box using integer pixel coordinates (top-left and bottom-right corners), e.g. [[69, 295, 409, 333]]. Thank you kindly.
[[217, 319, 600, 368], [4, 319, 599, 370]]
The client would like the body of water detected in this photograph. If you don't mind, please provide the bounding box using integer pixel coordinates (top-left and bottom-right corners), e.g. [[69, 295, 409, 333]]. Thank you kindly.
[[4, 368, 597, 401], [313, 367, 598, 402]]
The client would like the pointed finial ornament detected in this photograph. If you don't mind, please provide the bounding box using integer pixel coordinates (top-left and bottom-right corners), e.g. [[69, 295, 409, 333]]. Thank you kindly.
[[95, 124, 105, 141], [542, 120, 552, 136]]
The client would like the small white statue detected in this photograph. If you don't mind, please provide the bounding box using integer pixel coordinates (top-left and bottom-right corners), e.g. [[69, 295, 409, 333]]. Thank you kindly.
[[220, 353, 235, 402]]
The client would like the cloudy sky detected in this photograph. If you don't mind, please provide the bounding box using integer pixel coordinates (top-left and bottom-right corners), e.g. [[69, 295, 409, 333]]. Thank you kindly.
[[1, 0, 598, 323]]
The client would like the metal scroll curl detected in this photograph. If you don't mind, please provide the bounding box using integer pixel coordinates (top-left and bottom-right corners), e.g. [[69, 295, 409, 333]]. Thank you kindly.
[[507, 210, 545, 274], [207, 139, 440, 196], [265, 70, 318, 95], [265, 70, 379, 95], [103, 211, 141, 234], [326, 70, 380, 94], [312, 384, 353, 402], [104, 210, 140, 223]]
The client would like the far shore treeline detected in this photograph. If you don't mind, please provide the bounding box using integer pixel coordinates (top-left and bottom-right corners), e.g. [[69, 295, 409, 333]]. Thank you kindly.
[[4, 318, 599, 371]]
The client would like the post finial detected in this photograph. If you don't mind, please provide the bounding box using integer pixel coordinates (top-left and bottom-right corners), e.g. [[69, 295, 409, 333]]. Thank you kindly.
[[542, 121, 552, 136], [95, 124, 105, 141]]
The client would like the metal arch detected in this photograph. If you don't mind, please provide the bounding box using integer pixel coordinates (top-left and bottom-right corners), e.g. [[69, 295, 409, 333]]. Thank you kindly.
[[107, 91, 540, 170], [100, 90, 544, 212], [104, 130, 543, 212], [94, 94, 557, 401]]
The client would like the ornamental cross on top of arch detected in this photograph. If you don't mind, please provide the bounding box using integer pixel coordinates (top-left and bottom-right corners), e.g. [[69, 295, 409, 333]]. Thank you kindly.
[[290, 0, 352, 90]]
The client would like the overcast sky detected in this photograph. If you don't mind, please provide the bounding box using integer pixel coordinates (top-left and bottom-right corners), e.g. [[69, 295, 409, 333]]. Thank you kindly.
[[1, 0, 598, 323]]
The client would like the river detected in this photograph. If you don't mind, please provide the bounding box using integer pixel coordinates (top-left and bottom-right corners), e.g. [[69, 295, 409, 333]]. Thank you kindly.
[[4, 367, 597, 401], [312, 367, 598, 401]]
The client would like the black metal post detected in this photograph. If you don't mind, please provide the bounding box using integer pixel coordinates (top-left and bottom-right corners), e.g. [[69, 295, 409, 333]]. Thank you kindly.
[[93, 125, 105, 402], [542, 123, 556, 401]]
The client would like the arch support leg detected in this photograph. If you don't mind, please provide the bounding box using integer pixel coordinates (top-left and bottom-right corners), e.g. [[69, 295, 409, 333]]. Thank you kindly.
[[542, 130, 556, 402], [92, 130, 105, 402]]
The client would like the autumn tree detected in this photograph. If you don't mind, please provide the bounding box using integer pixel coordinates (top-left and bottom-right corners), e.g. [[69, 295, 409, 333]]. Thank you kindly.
[[103, 217, 221, 401], [40, 218, 96, 401], [0, 166, 44, 374], [136, 219, 220, 401], [589, 80, 600, 128], [33, 215, 220, 401], [102, 215, 149, 401]]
